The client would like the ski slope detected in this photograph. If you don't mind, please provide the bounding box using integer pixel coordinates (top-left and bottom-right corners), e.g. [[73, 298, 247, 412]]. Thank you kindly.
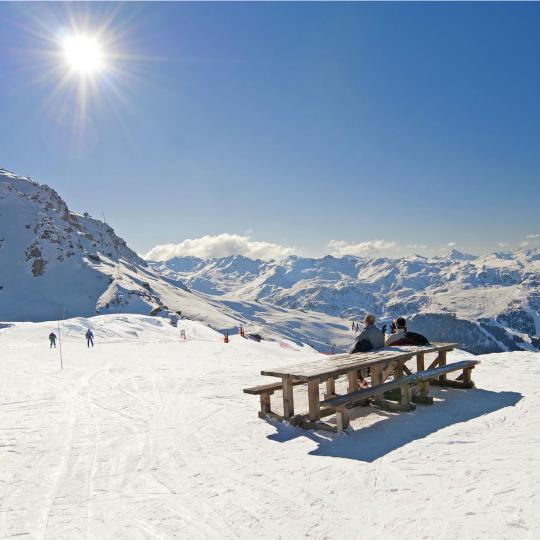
[[0, 315, 537, 539]]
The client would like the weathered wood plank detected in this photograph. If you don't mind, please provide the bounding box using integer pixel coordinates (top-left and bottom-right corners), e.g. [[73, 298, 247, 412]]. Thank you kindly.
[[336, 408, 349, 432], [243, 380, 305, 395], [325, 377, 336, 399], [394, 362, 404, 380], [307, 379, 321, 421], [325, 342, 457, 364], [427, 353, 442, 370], [282, 376, 294, 418], [347, 370, 359, 393], [370, 365, 384, 406], [401, 384, 412, 407], [261, 343, 457, 381], [416, 352, 425, 372], [382, 360, 397, 382], [260, 393, 271, 414], [322, 360, 479, 409], [438, 350, 447, 384]]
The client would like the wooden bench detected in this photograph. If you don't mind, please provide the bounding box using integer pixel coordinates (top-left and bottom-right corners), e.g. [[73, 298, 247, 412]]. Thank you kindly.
[[243, 380, 307, 419], [244, 342, 481, 431], [322, 360, 479, 432]]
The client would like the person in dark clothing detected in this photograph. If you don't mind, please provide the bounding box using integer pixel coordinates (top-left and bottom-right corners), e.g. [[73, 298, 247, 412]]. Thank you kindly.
[[49, 332, 57, 348], [385, 317, 430, 346], [85, 329, 94, 348], [350, 314, 385, 353]]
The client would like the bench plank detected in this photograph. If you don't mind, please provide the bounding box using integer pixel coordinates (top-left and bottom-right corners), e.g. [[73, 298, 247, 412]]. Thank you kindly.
[[322, 360, 479, 409], [243, 380, 305, 395]]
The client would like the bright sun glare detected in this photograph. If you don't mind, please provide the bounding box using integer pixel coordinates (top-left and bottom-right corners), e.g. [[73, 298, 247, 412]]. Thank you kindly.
[[62, 34, 104, 74]]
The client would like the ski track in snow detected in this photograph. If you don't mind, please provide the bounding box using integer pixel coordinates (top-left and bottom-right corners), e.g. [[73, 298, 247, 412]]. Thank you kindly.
[[0, 314, 538, 539]]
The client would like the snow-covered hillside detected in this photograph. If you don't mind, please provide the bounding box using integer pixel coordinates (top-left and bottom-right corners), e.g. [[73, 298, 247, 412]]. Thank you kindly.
[[0, 168, 204, 321], [0, 168, 354, 352], [0, 314, 536, 539], [151, 250, 540, 353]]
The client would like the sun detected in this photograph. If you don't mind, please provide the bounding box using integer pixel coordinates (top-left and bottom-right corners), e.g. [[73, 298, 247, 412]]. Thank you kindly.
[[62, 34, 104, 74]]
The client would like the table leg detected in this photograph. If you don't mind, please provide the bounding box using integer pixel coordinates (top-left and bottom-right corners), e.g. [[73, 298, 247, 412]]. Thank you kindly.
[[401, 384, 412, 407], [414, 351, 429, 401], [371, 365, 383, 406], [347, 370, 359, 393], [307, 379, 321, 421], [282, 376, 294, 418], [325, 377, 336, 399], [416, 352, 425, 373], [438, 350, 447, 384]]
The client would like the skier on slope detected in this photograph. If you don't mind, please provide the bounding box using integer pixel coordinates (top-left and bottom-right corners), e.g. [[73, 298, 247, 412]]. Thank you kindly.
[[49, 332, 57, 348], [85, 328, 94, 348]]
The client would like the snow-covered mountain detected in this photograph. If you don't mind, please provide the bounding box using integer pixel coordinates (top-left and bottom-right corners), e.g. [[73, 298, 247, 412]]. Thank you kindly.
[[0, 167, 235, 326], [0, 168, 354, 351], [151, 250, 540, 354], [3, 165, 538, 354]]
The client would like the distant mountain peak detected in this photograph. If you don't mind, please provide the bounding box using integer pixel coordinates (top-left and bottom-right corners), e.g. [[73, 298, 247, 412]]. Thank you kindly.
[[440, 248, 477, 261]]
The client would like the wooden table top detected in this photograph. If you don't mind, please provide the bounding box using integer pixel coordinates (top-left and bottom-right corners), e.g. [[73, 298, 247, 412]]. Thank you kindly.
[[260, 342, 458, 381]]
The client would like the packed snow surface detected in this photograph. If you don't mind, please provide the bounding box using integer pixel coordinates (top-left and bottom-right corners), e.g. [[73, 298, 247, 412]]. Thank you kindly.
[[0, 315, 536, 539]]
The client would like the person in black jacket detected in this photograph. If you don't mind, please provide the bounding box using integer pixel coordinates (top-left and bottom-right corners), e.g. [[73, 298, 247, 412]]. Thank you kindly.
[[85, 329, 94, 348], [385, 317, 430, 346]]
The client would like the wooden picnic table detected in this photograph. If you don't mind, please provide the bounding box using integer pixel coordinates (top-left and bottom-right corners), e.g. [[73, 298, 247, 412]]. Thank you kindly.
[[259, 342, 458, 424]]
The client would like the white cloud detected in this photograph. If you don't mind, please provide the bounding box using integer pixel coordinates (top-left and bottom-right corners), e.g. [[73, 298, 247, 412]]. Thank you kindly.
[[498, 242, 509, 248], [144, 233, 297, 261], [407, 243, 427, 250], [439, 241, 457, 252], [328, 239, 399, 257], [520, 240, 530, 248], [525, 233, 540, 239]]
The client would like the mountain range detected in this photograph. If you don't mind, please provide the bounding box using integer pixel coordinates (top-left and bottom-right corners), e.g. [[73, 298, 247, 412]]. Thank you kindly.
[[150, 248, 540, 354], [0, 168, 353, 350], [1, 166, 539, 354]]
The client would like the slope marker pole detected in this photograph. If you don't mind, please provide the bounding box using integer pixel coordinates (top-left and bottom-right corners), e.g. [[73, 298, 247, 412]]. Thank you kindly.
[[56, 308, 64, 370]]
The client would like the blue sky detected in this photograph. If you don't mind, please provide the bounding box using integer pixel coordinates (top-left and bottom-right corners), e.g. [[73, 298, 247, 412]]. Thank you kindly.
[[1, 2, 539, 259]]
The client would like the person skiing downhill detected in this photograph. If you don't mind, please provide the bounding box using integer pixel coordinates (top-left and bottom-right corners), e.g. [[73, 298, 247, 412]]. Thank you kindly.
[[49, 332, 57, 348], [85, 328, 94, 348]]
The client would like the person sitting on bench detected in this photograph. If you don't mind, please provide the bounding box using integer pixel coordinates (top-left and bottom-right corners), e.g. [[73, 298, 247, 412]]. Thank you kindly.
[[350, 313, 385, 353], [385, 316, 430, 346]]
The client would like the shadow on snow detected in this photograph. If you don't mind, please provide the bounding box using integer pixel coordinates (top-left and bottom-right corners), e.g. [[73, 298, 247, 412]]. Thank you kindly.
[[266, 386, 522, 462]]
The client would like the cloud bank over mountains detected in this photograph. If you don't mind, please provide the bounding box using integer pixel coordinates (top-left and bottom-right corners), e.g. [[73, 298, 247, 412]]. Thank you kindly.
[[144, 231, 540, 262], [327, 239, 399, 257], [145, 234, 406, 261], [144, 233, 297, 262]]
